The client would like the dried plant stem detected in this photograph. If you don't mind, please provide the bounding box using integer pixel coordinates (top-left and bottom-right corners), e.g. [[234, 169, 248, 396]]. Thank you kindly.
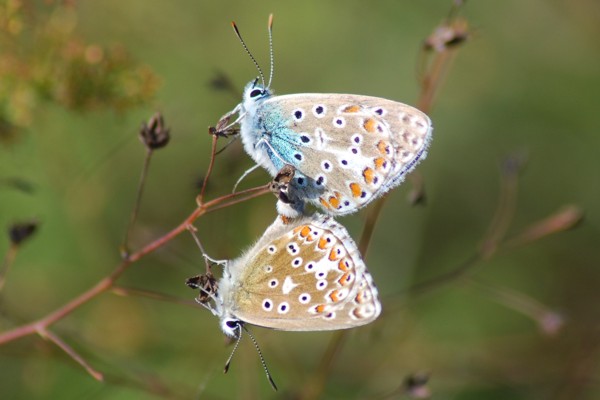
[[407, 154, 522, 297], [359, 197, 387, 256], [122, 148, 153, 257], [197, 134, 219, 205], [417, 49, 457, 113], [0, 243, 17, 291], [38, 328, 104, 381], [466, 277, 563, 335], [479, 157, 521, 258], [0, 146, 269, 351], [301, 331, 348, 400], [112, 285, 200, 308]]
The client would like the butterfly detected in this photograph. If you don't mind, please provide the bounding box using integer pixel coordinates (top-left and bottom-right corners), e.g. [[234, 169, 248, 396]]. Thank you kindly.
[[188, 213, 381, 337], [219, 15, 433, 217], [187, 213, 381, 389]]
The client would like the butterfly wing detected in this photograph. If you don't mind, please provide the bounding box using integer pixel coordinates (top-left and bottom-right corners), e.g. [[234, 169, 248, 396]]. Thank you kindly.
[[226, 214, 381, 331], [254, 94, 432, 215]]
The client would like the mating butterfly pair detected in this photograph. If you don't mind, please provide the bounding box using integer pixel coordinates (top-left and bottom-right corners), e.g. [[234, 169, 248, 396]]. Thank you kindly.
[[188, 14, 432, 388]]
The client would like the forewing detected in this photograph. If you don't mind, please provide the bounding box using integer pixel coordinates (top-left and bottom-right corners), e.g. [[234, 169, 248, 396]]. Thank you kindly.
[[232, 214, 381, 331], [260, 94, 432, 215]]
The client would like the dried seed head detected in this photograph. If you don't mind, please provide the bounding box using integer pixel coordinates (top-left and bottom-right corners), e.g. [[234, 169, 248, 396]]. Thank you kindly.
[[9, 221, 38, 245], [139, 112, 170, 150], [186, 273, 218, 304]]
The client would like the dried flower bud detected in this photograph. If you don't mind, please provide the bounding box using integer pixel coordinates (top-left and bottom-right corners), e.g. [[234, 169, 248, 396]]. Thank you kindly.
[[209, 113, 240, 138], [8, 221, 38, 245], [186, 273, 218, 304], [139, 112, 170, 150]]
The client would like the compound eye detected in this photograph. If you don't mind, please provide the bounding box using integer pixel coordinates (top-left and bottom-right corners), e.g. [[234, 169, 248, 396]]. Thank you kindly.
[[250, 89, 263, 98], [225, 319, 238, 329]]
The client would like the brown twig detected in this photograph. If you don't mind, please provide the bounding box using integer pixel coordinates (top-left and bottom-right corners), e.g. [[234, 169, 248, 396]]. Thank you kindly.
[[0, 148, 269, 355], [38, 328, 104, 381], [301, 330, 348, 400], [0, 243, 17, 291], [479, 154, 524, 259], [112, 285, 201, 308], [122, 113, 171, 257], [121, 148, 153, 258], [197, 133, 219, 205], [466, 277, 564, 336]]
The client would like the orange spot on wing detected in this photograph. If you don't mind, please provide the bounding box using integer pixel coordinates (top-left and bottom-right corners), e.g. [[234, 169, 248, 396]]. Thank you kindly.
[[319, 197, 331, 209], [329, 290, 340, 302], [355, 292, 364, 303], [362, 167, 375, 184], [338, 272, 352, 286], [374, 157, 387, 171], [329, 196, 340, 209], [300, 226, 311, 238], [338, 259, 350, 272], [377, 140, 390, 155], [343, 105, 361, 113], [328, 247, 340, 261], [318, 237, 329, 250], [315, 304, 326, 313], [349, 183, 362, 198], [363, 118, 377, 133]]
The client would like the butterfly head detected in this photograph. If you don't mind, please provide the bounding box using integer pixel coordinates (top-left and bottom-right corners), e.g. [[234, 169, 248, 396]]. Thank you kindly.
[[221, 316, 243, 338], [242, 79, 272, 111]]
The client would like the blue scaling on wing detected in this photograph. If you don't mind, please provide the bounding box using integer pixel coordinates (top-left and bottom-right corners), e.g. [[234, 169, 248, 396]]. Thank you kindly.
[[258, 106, 304, 168], [268, 129, 304, 167], [265, 145, 285, 171]]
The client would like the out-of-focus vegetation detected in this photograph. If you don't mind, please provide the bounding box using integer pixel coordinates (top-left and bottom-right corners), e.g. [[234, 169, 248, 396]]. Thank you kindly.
[[0, 0, 158, 142], [1, 1, 599, 399]]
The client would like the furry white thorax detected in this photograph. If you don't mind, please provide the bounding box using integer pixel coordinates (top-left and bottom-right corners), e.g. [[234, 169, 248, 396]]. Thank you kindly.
[[214, 228, 276, 337], [238, 81, 280, 176], [213, 265, 240, 337]]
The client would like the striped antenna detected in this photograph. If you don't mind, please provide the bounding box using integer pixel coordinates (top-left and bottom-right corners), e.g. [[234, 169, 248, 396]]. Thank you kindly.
[[231, 20, 266, 89], [267, 13, 275, 89]]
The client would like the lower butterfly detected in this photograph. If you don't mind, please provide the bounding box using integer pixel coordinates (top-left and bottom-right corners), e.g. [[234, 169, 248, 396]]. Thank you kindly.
[[190, 213, 381, 335], [187, 213, 381, 388]]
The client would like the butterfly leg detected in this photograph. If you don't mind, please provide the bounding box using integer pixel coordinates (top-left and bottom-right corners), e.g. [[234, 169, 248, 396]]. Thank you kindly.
[[232, 163, 261, 193], [203, 254, 229, 267]]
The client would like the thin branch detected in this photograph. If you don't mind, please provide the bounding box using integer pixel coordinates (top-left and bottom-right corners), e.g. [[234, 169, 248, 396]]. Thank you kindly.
[[467, 277, 564, 336], [300, 331, 348, 400], [112, 285, 201, 308], [122, 148, 153, 258], [0, 184, 269, 346], [197, 134, 219, 205], [38, 328, 104, 381], [479, 154, 524, 259], [0, 244, 17, 291]]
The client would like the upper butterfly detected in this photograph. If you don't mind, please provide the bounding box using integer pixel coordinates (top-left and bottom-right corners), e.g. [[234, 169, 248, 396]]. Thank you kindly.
[[220, 14, 433, 217]]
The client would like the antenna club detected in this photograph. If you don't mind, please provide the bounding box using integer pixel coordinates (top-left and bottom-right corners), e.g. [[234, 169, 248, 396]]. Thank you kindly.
[[268, 13, 274, 28], [231, 21, 241, 36]]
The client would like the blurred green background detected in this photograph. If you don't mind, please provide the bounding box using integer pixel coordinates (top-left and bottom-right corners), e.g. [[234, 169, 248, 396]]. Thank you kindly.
[[1, 0, 599, 399]]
